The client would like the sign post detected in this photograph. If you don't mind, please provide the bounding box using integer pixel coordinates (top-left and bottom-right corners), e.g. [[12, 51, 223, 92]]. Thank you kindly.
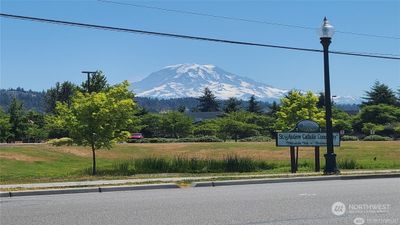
[[276, 120, 340, 173], [315, 146, 320, 172], [289, 147, 296, 173]]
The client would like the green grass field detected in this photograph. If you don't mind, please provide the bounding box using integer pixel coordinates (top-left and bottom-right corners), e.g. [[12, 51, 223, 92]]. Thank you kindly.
[[0, 141, 399, 184]]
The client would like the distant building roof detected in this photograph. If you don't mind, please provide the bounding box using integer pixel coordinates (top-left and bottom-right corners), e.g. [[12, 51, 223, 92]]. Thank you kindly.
[[186, 111, 224, 123]]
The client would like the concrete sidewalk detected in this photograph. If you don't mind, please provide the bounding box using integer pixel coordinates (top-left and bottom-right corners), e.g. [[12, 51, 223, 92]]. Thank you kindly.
[[1, 169, 399, 190]]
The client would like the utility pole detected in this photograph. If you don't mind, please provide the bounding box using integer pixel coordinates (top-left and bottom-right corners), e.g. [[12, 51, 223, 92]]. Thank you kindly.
[[81, 71, 97, 93]]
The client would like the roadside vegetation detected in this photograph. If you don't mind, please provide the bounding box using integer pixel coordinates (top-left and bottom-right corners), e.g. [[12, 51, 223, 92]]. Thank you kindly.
[[1, 72, 399, 176], [1, 141, 399, 184]]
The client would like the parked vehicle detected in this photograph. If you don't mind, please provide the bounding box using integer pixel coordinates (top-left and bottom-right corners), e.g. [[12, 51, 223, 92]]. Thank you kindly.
[[129, 133, 144, 139]]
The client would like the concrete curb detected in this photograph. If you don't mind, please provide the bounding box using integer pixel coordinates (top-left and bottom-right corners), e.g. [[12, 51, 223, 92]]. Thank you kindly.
[[1, 173, 399, 198], [0, 183, 180, 198], [192, 173, 400, 187]]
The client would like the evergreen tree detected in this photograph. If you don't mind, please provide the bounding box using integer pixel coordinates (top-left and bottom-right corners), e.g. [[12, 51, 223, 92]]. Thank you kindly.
[[268, 101, 280, 117], [397, 88, 400, 104], [362, 81, 397, 106], [45, 81, 76, 113], [247, 95, 261, 113], [45, 82, 60, 113], [177, 105, 186, 113], [317, 92, 325, 108], [8, 98, 26, 141], [0, 108, 12, 142], [224, 97, 241, 113], [80, 71, 109, 93], [198, 87, 219, 112], [59, 82, 76, 107], [136, 106, 149, 116]]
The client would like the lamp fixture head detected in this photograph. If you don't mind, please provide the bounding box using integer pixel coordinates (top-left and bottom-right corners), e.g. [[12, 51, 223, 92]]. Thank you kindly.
[[318, 17, 334, 38]]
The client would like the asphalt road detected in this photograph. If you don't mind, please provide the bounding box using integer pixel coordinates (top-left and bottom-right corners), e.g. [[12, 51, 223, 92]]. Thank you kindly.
[[1, 178, 399, 225]]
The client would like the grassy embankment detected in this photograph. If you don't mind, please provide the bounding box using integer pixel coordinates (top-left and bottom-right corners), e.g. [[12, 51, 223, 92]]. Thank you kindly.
[[0, 141, 399, 184]]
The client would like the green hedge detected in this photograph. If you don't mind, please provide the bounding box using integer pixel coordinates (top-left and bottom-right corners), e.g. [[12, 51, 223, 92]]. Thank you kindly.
[[127, 136, 223, 143], [47, 137, 73, 146], [127, 136, 277, 143], [341, 135, 359, 141], [239, 136, 272, 142], [363, 135, 392, 141]]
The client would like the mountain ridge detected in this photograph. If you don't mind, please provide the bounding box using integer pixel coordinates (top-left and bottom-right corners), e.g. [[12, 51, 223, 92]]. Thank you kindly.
[[131, 63, 361, 104], [131, 63, 288, 102]]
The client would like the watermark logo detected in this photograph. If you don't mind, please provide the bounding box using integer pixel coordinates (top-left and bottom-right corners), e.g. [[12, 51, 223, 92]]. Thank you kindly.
[[353, 217, 365, 225], [331, 201, 397, 224], [348, 204, 390, 214], [331, 201, 346, 216]]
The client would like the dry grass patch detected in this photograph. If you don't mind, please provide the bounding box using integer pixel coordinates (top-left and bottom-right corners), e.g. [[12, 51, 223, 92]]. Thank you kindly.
[[0, 152, 47, 162], [53, 146, 92, 157]]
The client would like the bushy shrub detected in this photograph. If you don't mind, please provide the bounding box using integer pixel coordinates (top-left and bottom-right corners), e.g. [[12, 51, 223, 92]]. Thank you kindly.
[[47, 137, 73, 146], [341, 135, 359, 141], [363, 135, 392, 141], [127, 138, 175, 143], [361, 123, 384, 135], [181, 136, 223, 142], [239, 136, 272, 142], [376, 123, 400, 138], [127, 136, 223, 143]]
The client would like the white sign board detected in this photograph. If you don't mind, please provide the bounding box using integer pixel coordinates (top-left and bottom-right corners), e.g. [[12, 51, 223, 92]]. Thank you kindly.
[[276, 132, 340, 147]]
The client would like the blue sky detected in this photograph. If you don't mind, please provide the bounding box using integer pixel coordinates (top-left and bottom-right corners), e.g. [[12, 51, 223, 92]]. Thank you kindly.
[[1, 0, 399, 97]]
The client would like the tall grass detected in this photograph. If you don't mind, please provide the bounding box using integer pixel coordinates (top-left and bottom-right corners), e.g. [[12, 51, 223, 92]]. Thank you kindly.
[[86, 155, 277, 175], [337, 159, 360, 169]]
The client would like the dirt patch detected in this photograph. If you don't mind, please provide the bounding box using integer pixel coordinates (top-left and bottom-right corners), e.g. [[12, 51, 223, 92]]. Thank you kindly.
[[0, 152, 46, 162]]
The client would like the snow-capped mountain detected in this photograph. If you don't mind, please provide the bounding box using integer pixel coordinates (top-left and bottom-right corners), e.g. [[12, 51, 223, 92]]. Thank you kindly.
[[131, 63, 361, 104], [131, 63, 288, 102], [332, 96, 361, 105]]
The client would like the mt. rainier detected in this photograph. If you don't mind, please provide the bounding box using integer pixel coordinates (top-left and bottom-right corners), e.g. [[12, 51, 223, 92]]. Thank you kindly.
[[131, 63, 288, 102]]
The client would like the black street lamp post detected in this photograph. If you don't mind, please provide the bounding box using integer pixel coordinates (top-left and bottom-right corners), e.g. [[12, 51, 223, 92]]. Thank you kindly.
[[319, 17, 338, 174]]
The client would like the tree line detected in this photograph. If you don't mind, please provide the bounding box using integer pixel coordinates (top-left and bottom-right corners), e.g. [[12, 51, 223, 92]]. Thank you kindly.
[[1, 71, 399, 145], [1, 72, 399, 175]]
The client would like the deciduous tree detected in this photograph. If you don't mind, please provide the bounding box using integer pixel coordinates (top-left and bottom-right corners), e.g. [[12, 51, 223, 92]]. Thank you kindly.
[[217, 117, 259, 142], [161, 111, 193, 138], [275, 91, 325, 131], [55, 81, 136, 175]]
